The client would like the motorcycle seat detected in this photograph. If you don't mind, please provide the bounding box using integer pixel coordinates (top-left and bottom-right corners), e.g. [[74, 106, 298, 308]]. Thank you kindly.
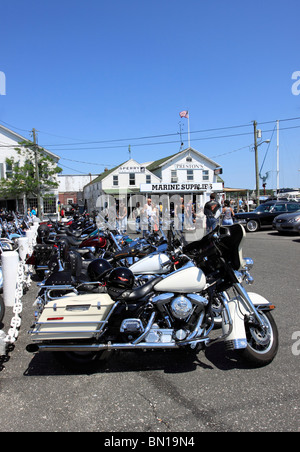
[[57, 235, 83, 246], [119, 276, 163, 303]]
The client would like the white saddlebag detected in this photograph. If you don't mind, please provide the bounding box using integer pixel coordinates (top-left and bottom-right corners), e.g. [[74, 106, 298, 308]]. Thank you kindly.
[[30, 293, 115, 341]]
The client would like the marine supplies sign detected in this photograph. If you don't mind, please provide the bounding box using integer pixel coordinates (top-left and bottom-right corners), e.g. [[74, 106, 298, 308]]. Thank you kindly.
[[140, 183, 223, 193]]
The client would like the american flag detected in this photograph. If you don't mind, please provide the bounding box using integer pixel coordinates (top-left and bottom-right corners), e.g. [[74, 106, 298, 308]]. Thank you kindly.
[[179, 110, 189, 119]]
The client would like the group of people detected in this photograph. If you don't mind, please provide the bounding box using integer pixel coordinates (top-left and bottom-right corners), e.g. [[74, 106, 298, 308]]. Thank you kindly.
[[204, 193, 235, 233], [100, 193, 235, 236], [26, 207, 37, 220], [132, 198, 160, 235]]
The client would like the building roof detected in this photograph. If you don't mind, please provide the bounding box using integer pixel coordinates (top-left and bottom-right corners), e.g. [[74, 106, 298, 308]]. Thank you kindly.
[[146, 147, 221, 172], [84, 161, 128, 187], [0, 123, 60, 161]]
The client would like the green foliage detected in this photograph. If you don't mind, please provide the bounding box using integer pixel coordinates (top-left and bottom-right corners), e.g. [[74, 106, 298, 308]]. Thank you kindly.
[[0, 140, 62, 199]]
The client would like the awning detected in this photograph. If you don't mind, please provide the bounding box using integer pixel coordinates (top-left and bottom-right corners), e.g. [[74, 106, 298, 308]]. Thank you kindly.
[[223, 188, 249, 192]]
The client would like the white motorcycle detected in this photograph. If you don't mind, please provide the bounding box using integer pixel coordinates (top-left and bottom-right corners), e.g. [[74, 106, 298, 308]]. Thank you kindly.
[[26, 224, 279, 369]]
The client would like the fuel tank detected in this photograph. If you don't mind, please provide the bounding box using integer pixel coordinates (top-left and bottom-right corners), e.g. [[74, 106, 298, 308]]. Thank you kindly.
[[129, 253, 170, 275], [79, 235, 107, 249], [154, 263, 206, 293]]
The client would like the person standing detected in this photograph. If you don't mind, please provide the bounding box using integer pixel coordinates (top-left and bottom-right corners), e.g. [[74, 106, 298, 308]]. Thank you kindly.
[[185, 199, 195, 230], [117, 201, 127, 233], [132, 202, 141, 233], [222, 200, 235, 225], [142, 197, 153, 236], [175, 196, 185, 231], [204, 193, 221, 234]]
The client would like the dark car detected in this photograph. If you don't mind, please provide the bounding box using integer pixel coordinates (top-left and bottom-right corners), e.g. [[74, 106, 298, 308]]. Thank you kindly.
[[272, 209, 300, 234], [234, 201, 300, 232]]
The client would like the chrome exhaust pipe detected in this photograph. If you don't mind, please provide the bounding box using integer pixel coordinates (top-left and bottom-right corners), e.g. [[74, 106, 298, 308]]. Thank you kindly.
[[26, 342, 180, 353]]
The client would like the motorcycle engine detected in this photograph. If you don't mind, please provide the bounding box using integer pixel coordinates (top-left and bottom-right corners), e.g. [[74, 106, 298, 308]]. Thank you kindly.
[[170, 296, 193, 319], [151, 292, 209, 342], [118, 293, 209, 345]]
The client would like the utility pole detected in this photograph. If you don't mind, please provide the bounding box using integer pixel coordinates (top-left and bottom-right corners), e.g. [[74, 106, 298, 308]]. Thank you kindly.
[[276, 120, 280, 193], [32, 128, 42, 219], [253, 121, 260, 205]]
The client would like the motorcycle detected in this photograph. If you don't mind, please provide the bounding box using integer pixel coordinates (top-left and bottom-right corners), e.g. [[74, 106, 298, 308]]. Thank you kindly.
[[26, 224, 279, 369]]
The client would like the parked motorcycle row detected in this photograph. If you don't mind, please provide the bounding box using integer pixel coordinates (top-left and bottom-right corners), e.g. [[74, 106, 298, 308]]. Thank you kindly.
[[23, 211, 279, 370], [0, 211, 33, 324]]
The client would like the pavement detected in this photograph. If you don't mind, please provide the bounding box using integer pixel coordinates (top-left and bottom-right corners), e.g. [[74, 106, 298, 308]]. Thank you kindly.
[[0, 228, 299, 433]]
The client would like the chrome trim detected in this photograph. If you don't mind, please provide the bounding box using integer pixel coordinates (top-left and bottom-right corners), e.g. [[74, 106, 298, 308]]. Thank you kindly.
[[233, 283, 266, 329], [132, 312, 156, 344]]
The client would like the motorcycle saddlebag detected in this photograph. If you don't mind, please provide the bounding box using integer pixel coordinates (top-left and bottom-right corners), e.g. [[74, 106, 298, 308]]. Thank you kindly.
[[30, 293, 115, 341]]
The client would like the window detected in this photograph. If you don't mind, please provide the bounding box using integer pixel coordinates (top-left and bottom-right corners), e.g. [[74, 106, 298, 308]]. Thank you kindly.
[[287, 203, 300, 212], [171, 170, 178, 183], [146, 174, 151, 184], [202, 170, 209, 181], [113, 175, 118, 186], [5, 162, 13, 179], [187, 169, 194, 181], [186, 156, 192, 162], [43, 197, 56, 214], [129, 173, 135, 186]]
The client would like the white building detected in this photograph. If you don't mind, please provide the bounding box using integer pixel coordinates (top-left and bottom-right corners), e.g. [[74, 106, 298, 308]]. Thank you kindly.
[[0, 124, 60, 214], [83, 148, 223, 213]]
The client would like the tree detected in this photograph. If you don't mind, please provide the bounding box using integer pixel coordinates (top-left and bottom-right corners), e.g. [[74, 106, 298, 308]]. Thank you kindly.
[[0, 140, 62, 217]]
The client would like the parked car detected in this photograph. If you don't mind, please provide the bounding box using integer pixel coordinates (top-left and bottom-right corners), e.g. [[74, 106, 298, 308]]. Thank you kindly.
[[272, 209, 300, 234], [234, 201, 300, 232]]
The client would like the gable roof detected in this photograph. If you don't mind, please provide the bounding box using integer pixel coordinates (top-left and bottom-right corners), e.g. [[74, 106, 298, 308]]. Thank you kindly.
[[85, 161, 127, 186], [146, 147, 221, 171], [0, 123, 60, 161], [85, 158, 159, 188]]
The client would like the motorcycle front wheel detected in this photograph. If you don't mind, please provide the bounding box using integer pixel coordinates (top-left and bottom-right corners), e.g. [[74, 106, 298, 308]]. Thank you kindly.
[[239, 311, 279, 367]]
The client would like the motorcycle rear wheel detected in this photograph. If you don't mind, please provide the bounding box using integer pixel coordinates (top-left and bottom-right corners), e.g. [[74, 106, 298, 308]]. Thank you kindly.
[[239, 311, 279, 367]]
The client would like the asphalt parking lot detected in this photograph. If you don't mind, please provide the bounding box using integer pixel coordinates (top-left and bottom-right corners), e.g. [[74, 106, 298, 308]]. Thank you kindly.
[[0, 229, 299, 433]]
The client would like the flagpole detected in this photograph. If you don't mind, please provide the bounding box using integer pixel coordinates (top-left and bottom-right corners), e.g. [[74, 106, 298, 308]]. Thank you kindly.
[[188, 112, 190, 147]]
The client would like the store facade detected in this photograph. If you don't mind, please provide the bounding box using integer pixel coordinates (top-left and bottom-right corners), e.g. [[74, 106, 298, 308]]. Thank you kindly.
[[84, 148, 223, 231]]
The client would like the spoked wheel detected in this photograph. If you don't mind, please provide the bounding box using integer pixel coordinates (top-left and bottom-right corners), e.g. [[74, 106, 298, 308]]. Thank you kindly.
[[239, 311, 279, 367], [246, 220, 259, 232]]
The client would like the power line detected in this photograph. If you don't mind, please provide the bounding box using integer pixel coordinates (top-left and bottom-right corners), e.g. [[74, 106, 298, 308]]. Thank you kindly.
[[29, 116, 300, 147], [1, 117, 300, 157]]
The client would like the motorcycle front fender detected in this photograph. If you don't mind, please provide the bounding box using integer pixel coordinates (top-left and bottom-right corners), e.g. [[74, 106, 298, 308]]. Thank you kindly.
[[222, 292, 275, 351], [222, 297, 247, 350], [247, 292, 275, 310]]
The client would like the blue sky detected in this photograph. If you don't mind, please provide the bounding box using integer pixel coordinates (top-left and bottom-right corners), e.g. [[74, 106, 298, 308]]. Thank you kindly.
[[0, 0, 300, 190]]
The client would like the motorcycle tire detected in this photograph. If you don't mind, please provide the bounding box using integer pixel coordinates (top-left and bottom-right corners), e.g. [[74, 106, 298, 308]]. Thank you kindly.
[[53, 349, 114, 371], [238, 311, 279, 367], [0, 294, 5, 324]]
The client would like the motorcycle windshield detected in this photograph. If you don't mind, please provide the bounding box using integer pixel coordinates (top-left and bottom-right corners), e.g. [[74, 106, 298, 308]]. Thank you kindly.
[[183, 224, 246, 271]]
